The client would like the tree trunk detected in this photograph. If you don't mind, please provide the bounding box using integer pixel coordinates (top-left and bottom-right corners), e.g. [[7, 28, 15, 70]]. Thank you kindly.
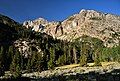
[[73, 47, 77, 64]]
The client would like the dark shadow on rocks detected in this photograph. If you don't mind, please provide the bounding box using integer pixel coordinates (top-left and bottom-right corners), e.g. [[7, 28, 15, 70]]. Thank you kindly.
[[29, 69, 120, 81], [1, 69, 120, 81], [0, 77, 31, 81]]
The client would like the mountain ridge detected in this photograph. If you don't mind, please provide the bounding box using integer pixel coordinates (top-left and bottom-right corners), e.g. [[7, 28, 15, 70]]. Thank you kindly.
[[23, 9, 120, 47]]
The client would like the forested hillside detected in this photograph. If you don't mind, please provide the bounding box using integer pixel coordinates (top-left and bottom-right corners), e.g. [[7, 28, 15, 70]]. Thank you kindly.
[[0, 13, 120, 78]]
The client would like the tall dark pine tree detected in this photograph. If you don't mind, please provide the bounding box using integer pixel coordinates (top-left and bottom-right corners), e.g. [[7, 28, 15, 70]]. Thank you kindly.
[[36, 52, 43, 72], [0, 46, 5, 76], [73, 45, 77, 64], [80, 43, 88, 66], [63, 44, 67, 64], [30, 51, 38, 71], [26, 58, 31, 72], [80, 54, 87, 66], [67, 44, 72, 64], [10, 49, 21, 78], [94, 48, 101, 66], [48, 47, 55, 69], [6, 46, 14, 70]]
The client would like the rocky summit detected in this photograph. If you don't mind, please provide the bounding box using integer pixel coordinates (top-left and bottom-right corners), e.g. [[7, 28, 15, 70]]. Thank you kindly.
[[23, 9, 120, 47]]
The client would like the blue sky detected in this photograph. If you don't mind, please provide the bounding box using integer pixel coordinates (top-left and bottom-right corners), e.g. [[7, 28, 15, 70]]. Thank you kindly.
[[0, 0, 120, 23]]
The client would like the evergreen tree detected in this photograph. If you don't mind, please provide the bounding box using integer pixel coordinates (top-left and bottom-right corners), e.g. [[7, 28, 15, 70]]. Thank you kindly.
[[30, 51, 37, 71], [0, 61, 4, 76], [94, 49, 101, 66], [0, 46, 4, 64], [48, 47, 55, 69], [8, 46, 14, 60], [13, 64, 21, 78], [10, 49, 21, 78], [116, 45, 120, 62], [7, 46, 14, 70], [63, 45, 67, 64], [0, 46, 5, 76], [56, 55, 65, 66], [73, 46, 77, 64], [26, 58, 31, 72], [79, 54, 87, 66], [79, 43, 88, 66], [67, 45, 72, 64], [36, 52, 43, 72]]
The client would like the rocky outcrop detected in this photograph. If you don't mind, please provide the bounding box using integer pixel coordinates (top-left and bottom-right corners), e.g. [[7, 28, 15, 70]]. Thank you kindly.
[[23, 18, 48, 32], [14, 39, 43, 58], [23, 9, 120, 47]]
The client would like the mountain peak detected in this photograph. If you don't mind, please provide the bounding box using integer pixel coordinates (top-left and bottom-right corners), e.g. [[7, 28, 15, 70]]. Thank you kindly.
[[79, 9, 101, 14], [23, 9, 120, 47], [34, 17, 48, 23]]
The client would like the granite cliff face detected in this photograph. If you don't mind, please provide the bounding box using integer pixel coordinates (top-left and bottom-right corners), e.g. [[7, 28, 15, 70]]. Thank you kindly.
[[23, 9, 120, 47]]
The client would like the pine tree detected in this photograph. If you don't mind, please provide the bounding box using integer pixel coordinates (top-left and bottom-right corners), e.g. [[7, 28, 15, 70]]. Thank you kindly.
[[94, 49, 101, 66], [73, 46, 77, 64], [67, 44, 72, 64], [6, 46, 14, 70], [36, 52, 43, 72], [26, 58, 31, 72], [8, 46, 14, 60], [63, 45, 67, 64], [48, 59, 55, 69], [48, 47, 55, 69], [117, 45, 120, 62], [0, 46, 5, 76], [0, 61, 4, 76], [79, 43, 88, 66], [0, 46, 4, 64], [13, 64, 21, 78], [10, 49, 21, 78], [30, 51, 37, 71], [79, 54, 87, 66], [67, 48, 71, 64]]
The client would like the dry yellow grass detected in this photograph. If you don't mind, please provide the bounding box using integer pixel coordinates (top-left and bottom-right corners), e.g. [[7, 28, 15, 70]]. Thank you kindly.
[[87, 62, 119, 67], [55, 64, 80, 69], [101, 62, 119, 67], [55, 62, 120, 70], [87, 63, 95, 66], [56, 63, 97, 69]]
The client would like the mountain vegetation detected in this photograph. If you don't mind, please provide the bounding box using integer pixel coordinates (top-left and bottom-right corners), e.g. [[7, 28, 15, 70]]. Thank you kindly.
[[0, 10, 120, 78]]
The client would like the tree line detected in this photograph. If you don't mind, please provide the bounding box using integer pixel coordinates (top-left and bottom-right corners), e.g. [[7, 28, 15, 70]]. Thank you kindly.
[[0, 24, 120, 78]]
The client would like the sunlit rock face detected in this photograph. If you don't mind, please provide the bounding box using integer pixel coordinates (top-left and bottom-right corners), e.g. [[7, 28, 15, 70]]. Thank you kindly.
[[23, 18, 48, 32], [14, 39, 43, 58], [23, 9, 120, 47]]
